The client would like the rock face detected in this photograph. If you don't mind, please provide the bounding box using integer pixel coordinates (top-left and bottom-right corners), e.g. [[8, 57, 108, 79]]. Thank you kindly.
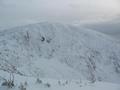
[[0, 22, 120, 83]]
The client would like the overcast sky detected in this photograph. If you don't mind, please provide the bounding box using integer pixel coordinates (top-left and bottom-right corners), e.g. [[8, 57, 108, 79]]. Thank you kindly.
[[0, 0, 120, 39]]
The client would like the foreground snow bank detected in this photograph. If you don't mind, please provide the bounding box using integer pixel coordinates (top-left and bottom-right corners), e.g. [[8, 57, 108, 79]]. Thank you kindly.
[[0, 71, 120, 90], [0, 76, 120, 90]]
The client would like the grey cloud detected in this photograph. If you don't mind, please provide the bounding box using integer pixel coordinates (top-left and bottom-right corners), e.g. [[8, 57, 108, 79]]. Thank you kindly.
[[0, 0, 120, 29]]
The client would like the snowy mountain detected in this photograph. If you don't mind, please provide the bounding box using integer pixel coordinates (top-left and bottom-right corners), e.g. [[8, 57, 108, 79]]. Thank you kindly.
[[0, 22, 120, 84]]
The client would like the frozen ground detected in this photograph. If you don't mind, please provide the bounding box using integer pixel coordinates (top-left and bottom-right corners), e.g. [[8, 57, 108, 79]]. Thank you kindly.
[[0, 71, 120, 90]]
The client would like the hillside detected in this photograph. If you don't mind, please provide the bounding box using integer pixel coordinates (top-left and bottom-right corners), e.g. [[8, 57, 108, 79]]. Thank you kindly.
[[0, 22, 120, 84]]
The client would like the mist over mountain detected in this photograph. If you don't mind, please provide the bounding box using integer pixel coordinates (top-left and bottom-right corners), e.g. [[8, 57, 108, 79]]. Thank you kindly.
[[0, 0, 120, 90], [83, 17, 120, 39], [0, 0, 120, 30]]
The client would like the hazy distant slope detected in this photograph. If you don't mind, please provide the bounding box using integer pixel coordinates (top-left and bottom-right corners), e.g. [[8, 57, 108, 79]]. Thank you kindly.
[[0, 22, 120, 83], [83, 18, 120, 39]]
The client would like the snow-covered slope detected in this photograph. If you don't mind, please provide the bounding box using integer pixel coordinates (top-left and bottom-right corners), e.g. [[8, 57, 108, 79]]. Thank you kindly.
[[0, 22, 120, 83]]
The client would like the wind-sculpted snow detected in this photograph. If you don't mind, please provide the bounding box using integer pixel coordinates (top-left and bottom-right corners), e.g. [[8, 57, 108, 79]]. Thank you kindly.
[[0, 22, 120, 83]]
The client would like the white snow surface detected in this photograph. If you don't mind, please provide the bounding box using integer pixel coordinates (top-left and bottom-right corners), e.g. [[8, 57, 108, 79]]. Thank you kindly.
[[0, 22, 120, 87], [0, 74, 120, 90]]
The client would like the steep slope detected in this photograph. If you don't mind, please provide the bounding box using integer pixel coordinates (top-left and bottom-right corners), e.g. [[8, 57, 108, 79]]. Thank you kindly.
[[0, 22, 120, 83]]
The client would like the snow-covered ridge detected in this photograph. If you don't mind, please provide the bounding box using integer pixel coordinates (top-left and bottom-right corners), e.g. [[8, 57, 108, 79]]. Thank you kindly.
[[0, 22, 120, 83]]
